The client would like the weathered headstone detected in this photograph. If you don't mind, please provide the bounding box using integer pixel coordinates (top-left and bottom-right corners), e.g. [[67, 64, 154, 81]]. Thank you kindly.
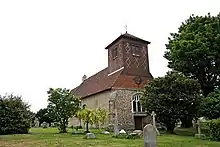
[[133, 130, 143, 136], [119, 129, 126, 134], [195, 119, 206, 139], [85, 133, 96, 139], [143, 124, 157, 147], [41, 122, 48, 128], [102, 131, 110, 134], [151, 111, 160, 135], [151, 111, 156, 127], [34, 118, 39, 128]]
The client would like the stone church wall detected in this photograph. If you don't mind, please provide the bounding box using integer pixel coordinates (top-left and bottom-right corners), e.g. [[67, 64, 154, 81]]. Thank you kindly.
[[110, 89, 139, 131]]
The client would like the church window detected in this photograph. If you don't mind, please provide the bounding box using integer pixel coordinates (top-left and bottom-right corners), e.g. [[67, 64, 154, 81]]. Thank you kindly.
[[132, 45, 141, 57], [132, 94, 143, 112], [112, 47, 118, 59]]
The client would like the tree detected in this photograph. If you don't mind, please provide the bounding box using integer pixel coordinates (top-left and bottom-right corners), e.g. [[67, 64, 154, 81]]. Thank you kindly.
[[0, 94, 32, 135], [199, 89, 220, 119], [164, 13, 220, 97], [96, 108, 108, 128], [141, 72, 202, 133], [47, 88, 80, 133], [77, 108, 95, 133], [35, 108, 57, 126]]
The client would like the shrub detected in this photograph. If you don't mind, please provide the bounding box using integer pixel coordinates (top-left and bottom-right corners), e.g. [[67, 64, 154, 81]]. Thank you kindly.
[[207, 118, 220, 141], [0, 94, 32, 135], [112, 133, 141, 140]]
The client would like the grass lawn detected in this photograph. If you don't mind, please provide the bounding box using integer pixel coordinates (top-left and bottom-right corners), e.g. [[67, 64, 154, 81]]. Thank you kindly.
[[0, 128, 220, 147]]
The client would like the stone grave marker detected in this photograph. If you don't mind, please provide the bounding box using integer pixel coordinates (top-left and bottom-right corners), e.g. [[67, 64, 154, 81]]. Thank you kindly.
[[143, 124, 157, 147], [195, 119, 206, 139], [85, 133, 96, 139], [151, 111, 160, 135], [34, 118, 39, 128]]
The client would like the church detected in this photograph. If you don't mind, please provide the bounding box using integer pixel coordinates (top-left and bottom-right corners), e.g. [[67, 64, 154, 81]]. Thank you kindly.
[[71, 32, 153, 130]]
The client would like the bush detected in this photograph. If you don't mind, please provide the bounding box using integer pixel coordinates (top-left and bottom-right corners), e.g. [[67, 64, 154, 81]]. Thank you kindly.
[[0, 94, 32, 135], [207, 118, 220, 141], [112, 133, 141, 140]]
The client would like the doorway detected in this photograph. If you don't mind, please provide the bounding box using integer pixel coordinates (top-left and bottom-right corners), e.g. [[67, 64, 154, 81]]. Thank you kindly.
[[134, 116, 143, 130]]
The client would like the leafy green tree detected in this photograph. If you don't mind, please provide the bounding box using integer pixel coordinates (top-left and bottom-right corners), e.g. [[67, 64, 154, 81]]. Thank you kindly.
[[47, 88, 80, 133], [0, 94, 32, 135], [95, 108, 108, 128], [141, 72, 202, 133], [35, 108, 57, 126], [164, 13, 220, 97], [199, 89, 220, 119], [77, 108, 95, 133]]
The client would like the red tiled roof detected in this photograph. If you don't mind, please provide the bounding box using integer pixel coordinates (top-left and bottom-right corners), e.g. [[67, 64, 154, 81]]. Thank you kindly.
[[72, 68, 123, 98], [72, 67, 152, 98]]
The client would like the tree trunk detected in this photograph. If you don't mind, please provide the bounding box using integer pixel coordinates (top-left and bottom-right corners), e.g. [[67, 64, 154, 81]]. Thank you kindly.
[[59, 120, 67, 133], [85, 121, 90, 133]]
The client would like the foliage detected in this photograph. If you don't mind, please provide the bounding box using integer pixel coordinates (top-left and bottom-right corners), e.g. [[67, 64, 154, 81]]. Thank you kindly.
[[77, 108, 95, 133], [113, 133, 141, 140], [164, 13, 220, 97], [76, 108, 108, 132], [0, 94, 32, 135], [199, 89, 220, 119], [141, 72, 202, 133], [47, 88, 81, 133], [94, 108, 108, 128], [207, 118, 220, 141], [35, 108, 57, 126]]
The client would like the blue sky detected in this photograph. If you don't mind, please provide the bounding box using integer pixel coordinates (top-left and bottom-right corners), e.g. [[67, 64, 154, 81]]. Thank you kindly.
[[0, 0, 219, 112]]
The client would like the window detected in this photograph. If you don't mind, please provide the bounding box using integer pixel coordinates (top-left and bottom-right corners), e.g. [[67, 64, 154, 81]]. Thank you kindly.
[[131, 45, 141, 57], [132, 94, 143, 112], [112, 47, 118, 59]]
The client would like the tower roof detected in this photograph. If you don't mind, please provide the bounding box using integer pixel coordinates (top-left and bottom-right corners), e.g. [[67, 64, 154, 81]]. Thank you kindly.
[[105, 33, 150, 49]]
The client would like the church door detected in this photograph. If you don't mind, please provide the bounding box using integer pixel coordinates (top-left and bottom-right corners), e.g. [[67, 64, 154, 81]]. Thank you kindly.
[[134, 116, 143, 130]]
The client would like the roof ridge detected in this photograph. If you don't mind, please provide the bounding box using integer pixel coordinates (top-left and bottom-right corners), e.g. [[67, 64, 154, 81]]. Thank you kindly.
[[110, 68, 124, 88], [83, 67, 108, 82]]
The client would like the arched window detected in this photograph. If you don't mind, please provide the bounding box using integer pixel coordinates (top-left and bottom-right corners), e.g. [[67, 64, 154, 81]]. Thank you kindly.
[[132, 93, 143, 112]]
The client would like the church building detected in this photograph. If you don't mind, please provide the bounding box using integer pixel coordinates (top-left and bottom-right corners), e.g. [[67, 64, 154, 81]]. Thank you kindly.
[[72, 32, 153, 130]]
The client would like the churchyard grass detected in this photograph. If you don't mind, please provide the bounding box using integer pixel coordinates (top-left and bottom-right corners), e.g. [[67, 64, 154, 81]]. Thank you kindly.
[[0, 128, 220, 147]]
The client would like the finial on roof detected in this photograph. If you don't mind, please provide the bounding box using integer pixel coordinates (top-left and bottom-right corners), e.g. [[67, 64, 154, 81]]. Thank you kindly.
[[82, 75, 87, 82], [125, 24, 127, 33]]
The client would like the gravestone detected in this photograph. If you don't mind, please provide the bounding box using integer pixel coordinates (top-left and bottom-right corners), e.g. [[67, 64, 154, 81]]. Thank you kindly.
[[143, 124, 157, 147], [85, 133, 96, 139], [41, 122, 48, 128], [34, 118, 39, 128], [119, 129, 126, 134], [151, 111, 160, 135], [195, 119, 206, 139], [102, 131, 110, 134]]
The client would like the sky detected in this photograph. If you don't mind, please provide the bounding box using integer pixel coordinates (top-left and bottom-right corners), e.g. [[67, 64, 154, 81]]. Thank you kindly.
[[0, 0, 219, 112]]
